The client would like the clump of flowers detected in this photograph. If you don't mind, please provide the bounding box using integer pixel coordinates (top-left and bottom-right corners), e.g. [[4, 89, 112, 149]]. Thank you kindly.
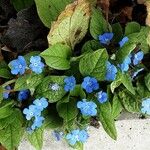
[[64, 76, 76, 92], [9, 56, 27, 75], [77, 99, 97, 116], [105, 61, 117, 81], [23, 97, 48, 130], [66, 129, 89, 145], [81, 76, 99, 93]]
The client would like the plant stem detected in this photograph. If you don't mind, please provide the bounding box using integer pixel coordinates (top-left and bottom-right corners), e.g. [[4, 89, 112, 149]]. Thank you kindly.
[[2, 79, 16, 88]]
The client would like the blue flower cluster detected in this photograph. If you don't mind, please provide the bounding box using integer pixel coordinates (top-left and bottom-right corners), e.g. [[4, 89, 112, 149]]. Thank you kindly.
[[66, 129, 89, 145], [105, 61, 117, 81], [133, 51, 144, 66], [3, 86, 11, 99], [64, 76, 76, 92], [118, 55, 131, 72], [77, 99, 97, 116], [29, 56, 45, 74], [9, 56, 27, 75], [119, 37, 129, 47], [18, 90, 30, 101], [52, 131, 64, 141], [141, 98, 150, 115], [23, 97, 48, 130], [97, 91, 108, 104], [9, 55, 44, 75], [81, 76, 99, 93], [99, 32, 114, 45]]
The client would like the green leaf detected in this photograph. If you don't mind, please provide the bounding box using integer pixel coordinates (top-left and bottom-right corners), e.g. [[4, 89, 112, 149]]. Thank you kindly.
[[14, 73, 44, 91], [35, 76, 66, 103], [128, 27, 150, 53], [0, 101, 14, 119], [112, 94, 123, 119], [47, 0, 90, 48], [44, 106, 63, 129], [119, 90, 140, 113], [145, 73, 150, 91], [121, 73, 135, 95], [57, 97, 78, 128], [125, 22, 141, 35], [0, 109, 24, 150], [98, 102, 117, 140], [28, 128, 44, 150], [11, 0, 34, 11], [116, 43, 136, 63], [0, 86, 3, 103], [0, 68, 12, 79], [81, 40, 103, 54], [136, 80, 150, 98], [70, 85, 86, 99], [34, 0, 72, 28], [41, 43, 71, 70], [0, 61, 12, 79], [110, 72, 122, 93], [72, 142, 83, 150], [112, 23, 123, 42], [90, 8, 111, 39], [79, 49, 108, 81]]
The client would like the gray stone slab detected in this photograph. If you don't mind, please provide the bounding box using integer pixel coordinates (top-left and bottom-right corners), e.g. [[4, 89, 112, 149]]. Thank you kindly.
[[19, 117, 150, 150]]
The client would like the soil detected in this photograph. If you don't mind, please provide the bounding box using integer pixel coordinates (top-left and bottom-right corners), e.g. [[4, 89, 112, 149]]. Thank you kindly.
[[0, 0, 148, 62]]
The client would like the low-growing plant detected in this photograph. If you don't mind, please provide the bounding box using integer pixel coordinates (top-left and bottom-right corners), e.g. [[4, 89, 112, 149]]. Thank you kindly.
[[0, 0, 150, 150]]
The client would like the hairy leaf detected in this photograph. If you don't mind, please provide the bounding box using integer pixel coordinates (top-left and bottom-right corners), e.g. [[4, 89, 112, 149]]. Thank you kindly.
[[35, 76, 66, 103], [41, 43, 71, 70], [98, 102, 117, 140], [79, 49, 108, 81], [0, 109, 24, 150]]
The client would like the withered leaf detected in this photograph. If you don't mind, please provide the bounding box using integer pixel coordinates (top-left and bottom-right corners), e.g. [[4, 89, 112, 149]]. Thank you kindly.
[[47, 0, 91, 49]]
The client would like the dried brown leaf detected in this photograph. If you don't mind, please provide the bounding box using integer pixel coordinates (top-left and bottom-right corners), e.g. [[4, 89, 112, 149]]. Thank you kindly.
[[47, 0, 91, 49]]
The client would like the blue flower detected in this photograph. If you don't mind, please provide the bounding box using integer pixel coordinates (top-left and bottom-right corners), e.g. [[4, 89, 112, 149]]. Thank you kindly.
[[118, 55, 131, 72], [50, 83, 60, 91], [81, 76, 99, 93], [105, 61, 117, 81], [18, 90, 30, 101], [97, 91, 108, 103], [132, 68, 144, 79], [141, 98, 150, 115], [23, 105, 41, 120], [66, 129, 88, 145], [29, 56, 45, 74], [9, 56, 27, 75], [31, 116, 45, 130], [66, 129, 80, 145], [77, 99, 97, 116], [133, 51, 144, 65], [64, 76, 76, 92], [119, 37, 129, 47], [33, 97, 48, 111], [3, 86, 11, 99], [52, 131, 64, 141], [78, 130, 89, 143], [98, 32, 114, 45]]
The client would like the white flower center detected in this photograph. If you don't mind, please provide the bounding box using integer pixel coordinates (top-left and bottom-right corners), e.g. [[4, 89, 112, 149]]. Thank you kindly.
[[34, 63, 38, 67], [19, 64, 22, 68]]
